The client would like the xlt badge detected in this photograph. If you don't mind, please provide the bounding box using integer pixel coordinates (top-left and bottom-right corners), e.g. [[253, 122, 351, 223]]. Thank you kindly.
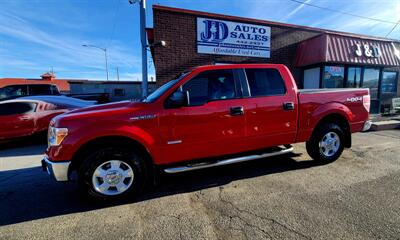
[[130, 114, 157, 121]]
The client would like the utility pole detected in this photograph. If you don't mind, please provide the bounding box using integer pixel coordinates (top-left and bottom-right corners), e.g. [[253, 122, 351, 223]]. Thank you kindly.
[[129, 0, 148, 98], [104, 48, 109, 81], [116, 67, 120, 81]]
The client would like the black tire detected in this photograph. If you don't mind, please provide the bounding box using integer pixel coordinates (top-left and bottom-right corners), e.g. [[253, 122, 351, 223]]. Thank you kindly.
[[306, 123, 345, 163], [78, 147, 148, 201]]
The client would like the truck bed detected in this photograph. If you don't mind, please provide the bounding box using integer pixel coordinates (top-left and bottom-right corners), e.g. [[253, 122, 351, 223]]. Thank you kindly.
[[296, 87, 370, 143]]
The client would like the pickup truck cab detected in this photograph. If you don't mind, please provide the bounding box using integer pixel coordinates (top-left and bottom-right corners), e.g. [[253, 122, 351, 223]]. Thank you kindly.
[[42, 64, 370, 200]]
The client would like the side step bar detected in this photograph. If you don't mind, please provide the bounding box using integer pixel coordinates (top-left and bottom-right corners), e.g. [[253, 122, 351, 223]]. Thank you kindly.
[[164, 145, 294, 174]]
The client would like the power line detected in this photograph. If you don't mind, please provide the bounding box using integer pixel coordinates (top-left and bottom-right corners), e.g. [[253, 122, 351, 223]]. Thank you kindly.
[[385, 19, 400, 37], [288, 0, 397, 25], [107, 0, 121, 48]]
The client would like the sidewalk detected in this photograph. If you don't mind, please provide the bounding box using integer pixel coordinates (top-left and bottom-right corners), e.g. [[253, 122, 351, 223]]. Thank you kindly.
[[369, 114, 400, 131]]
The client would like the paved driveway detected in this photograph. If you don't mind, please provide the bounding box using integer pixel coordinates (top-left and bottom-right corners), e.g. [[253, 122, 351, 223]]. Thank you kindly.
[[0, 131, 399, 239]]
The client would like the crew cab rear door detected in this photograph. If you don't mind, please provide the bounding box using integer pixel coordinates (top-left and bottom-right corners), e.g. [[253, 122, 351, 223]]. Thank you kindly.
[[240, 67, 298, 149], [159, 69, 247, 164]]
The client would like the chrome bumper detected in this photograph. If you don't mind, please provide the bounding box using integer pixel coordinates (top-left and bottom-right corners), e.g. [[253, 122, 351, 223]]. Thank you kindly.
[[41, 157, 70, 182], [362, 120, 372, 132]]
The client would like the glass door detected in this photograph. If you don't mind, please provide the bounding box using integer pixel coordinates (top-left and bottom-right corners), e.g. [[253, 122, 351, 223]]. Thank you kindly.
[[362, 68, 380, 113], [346, 67, 361, 88], [380, 71, 398, 112]]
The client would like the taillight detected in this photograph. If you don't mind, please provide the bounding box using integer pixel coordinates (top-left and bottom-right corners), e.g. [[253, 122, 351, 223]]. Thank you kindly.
[[363, 95, 370, 113]]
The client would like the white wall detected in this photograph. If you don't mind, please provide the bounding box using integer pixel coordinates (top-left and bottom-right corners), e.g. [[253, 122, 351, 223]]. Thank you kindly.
[[303, 67, 320, 89]]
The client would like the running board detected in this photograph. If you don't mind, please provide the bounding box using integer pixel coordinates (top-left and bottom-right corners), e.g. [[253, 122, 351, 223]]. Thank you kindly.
[[164, 145, 294, 174]]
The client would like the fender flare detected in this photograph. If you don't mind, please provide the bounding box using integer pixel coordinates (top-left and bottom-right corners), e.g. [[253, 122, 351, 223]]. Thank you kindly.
[[309, 102, 353, 130]]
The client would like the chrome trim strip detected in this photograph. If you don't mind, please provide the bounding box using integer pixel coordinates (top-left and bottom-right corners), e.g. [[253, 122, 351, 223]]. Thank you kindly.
[[362, 120, 372, 132], [298, 88, 370, 94], [167, 140, 182, 145], [43, 157, 71, 181], [164, 146, 293, 173]]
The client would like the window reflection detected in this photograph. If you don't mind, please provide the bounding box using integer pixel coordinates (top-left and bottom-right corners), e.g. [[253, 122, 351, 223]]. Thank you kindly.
[[363, 68, 380, 99], [381, 71, 397, 94], [322, 66, 344, 88], [346, 67, 361, 88]]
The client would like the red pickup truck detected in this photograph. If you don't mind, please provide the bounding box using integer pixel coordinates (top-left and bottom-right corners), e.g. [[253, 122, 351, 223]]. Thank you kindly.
[[42, 64, 370, 200]]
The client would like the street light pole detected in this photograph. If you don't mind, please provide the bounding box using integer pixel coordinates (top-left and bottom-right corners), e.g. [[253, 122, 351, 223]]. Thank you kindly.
[[129, 0, 148, 98], [82, 44, 109, 81], [104, 48, 109, 81]]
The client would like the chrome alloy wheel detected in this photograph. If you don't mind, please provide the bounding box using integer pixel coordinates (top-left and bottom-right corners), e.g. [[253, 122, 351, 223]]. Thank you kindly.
[[92, 160, 134, 196], [319, 132, 341, 157]]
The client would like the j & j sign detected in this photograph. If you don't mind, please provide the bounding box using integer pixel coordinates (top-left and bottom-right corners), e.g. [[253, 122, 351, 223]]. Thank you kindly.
[[197, 17, 271, 58]]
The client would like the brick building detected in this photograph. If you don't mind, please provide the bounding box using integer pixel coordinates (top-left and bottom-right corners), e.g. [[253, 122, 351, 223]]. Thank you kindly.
[[147, 5, 400, 113]]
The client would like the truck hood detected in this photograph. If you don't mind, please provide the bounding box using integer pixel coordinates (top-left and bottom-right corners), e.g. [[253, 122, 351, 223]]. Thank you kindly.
[[65, 100, 133, 115], [52, 100, 148, 126]]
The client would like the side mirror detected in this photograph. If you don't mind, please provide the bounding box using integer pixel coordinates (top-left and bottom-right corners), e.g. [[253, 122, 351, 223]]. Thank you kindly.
[[167, 91, 186, 108]]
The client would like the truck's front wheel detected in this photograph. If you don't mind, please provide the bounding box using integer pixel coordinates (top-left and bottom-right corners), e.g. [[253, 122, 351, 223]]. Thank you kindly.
[[78, 147, 147, 200], [306, 123, 344, 163]]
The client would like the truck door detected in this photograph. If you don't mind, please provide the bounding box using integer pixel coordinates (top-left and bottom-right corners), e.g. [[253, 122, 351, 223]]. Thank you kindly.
[[0, 102, 37, 139], [159, 69, 247, 164], [241, 67, 298, 150]]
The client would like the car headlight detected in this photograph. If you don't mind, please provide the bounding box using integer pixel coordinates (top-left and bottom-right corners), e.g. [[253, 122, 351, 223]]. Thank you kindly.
[[48, 127, 68, 147]]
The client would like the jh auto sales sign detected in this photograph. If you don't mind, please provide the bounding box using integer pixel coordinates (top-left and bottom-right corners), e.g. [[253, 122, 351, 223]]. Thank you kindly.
[[197, 17, 271, 58]]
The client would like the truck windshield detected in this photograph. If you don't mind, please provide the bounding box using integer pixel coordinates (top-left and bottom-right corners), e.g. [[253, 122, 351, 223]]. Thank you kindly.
[[143, 72, 188, 103]]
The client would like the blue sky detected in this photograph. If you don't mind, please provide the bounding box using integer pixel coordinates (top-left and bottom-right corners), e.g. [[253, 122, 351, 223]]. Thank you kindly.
[[0, 0, 399, 81]]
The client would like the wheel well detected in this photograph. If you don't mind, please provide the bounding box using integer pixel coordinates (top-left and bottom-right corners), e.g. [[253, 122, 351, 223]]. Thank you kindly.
[[69, 136, 154, 174], [313, 113, 351, 148]]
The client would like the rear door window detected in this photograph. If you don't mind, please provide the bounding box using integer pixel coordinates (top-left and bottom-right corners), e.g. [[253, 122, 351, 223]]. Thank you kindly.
[[0, 102, 37, 116], [245, 68, 286, 97], [29, 85, 52, 95], [50, 85, 60, 95]]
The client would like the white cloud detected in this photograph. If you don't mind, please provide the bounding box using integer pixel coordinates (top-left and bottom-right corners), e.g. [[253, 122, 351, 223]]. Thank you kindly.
[[281, 0, 312, 22], [0, 8, 140, 80]]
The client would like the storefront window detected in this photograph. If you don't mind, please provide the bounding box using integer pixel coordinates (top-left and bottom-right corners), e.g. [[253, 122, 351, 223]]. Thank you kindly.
[[346, 67, 361, 88], [381, 71, 397, 94], [362, 68, 380, 99], [322, 66, 344, 88]]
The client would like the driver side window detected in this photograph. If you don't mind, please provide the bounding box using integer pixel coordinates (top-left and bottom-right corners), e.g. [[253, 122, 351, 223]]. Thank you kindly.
[[182, 69, 237, 106]]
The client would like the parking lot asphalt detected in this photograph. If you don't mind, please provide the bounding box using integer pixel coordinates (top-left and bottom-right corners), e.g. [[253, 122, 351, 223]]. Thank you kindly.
[[0, 131, 399, 240]]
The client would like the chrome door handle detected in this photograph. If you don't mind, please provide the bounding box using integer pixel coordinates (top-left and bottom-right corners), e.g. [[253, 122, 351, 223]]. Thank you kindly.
[[283, 102, 294, 111], [230, 106, 244, 116]]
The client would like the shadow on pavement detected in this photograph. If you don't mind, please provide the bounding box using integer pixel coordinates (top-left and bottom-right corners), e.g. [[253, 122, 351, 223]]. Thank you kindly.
[[0, 152, 322, 226], [0, 134, 47, 157]]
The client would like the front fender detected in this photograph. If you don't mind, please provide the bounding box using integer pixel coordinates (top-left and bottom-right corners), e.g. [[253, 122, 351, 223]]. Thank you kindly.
[[47, 124, 158, 162]]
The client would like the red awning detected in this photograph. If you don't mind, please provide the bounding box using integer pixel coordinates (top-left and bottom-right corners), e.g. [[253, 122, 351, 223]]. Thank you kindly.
[[294, 34, 400, 67]]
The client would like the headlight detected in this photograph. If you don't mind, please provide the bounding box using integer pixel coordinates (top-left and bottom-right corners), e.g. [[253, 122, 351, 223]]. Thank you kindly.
[[48, 127, 68, 147]]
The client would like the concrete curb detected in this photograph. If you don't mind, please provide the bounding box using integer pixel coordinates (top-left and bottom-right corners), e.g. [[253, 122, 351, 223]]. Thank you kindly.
[[370, 120, 400, 131]]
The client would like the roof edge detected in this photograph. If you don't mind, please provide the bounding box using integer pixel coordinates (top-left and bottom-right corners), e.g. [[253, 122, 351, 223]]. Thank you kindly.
[[152, 5, 400, 43]]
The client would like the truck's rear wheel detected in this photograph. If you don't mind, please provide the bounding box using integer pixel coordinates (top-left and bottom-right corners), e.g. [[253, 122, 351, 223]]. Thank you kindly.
[[78, 147, 147, 200], [306, 123, 344, 163]]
